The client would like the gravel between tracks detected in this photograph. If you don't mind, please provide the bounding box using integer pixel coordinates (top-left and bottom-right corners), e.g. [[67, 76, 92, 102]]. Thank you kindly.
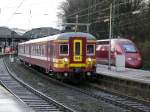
[[5, 57, 129, 112]]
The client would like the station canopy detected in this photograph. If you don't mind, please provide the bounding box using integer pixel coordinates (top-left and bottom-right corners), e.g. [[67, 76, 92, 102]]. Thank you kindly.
[[0, 27, 22, 39], [0, 27, 60, 40], [23, 27, 60, 39]]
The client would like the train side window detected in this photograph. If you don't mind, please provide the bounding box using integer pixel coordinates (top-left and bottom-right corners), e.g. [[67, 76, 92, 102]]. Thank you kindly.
[[87, 44, 95, 55], [25, 45, 29, 54], [37, 45, 40, 56], [41, 45, 45, 56], [39, 45, 41, 56], [23, 45, 25, 54], [35, 45, 38, 56], [59, 44, 68, 55], [49, 44, 54, 57], [34, 45, 36, 55], [32, 45, 34, 55]]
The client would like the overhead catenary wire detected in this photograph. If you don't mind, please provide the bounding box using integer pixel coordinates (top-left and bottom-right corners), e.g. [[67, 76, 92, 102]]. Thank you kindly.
[[66, 9, 107, 20], [119, 15, 150, 28], [64, 1, 150, 28], [6, 0, 26, 24], [62, 0, 141, 30], [119, 19, 150, 31], [1, 1, 52, 9], [65, 0, 108, 18], [91, 13, 150, 30], [64, 0, 132, 20], [61, 0, 150, 39]]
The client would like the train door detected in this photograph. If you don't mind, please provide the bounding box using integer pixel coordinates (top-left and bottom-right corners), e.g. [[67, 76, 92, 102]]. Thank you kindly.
[[69, 37, 86, 66]]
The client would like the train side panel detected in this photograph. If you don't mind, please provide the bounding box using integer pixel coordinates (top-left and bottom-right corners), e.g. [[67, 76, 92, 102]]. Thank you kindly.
[[18, 41, 50, 72]]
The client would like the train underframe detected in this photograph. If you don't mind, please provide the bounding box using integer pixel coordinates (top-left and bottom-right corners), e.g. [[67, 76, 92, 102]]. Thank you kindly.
[[51, 65, 96, 80], [21, 60, 96, 83], [52, 71, 96, 82]]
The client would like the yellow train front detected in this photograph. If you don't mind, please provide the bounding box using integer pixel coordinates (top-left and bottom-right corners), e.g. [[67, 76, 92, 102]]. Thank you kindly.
[[52, 32, 96, 80], [18, 32, 96, 81]]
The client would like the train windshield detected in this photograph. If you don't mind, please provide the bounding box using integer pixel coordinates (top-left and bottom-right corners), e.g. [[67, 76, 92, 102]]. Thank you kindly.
[[122, 44, 137, 53], [75, 42, 80, 55], [60, 44, 68, 55], [87, 44, 95, 55]]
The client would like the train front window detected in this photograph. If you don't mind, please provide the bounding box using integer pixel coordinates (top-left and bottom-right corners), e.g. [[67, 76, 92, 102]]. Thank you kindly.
[[60, 44, 68, 55], [75, 42, 80, 55], [87, 44, 95, 55], [122, 44, 137, 53]]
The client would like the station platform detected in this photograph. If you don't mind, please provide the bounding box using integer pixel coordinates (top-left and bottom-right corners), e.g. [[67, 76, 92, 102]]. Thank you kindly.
[[0, 84, 33, 112], [96, 64, 150, 85]]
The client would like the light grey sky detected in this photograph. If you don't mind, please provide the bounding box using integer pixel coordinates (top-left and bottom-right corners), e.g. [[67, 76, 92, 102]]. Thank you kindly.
[[0, 0, 65, 30]]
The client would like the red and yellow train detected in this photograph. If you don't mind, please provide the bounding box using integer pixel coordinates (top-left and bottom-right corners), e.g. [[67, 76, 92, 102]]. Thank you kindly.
[[18, 32, 96, 80]]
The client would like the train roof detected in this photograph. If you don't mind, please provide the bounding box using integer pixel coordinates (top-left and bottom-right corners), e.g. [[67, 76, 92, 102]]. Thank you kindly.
[[97, 38, 132, 42], [19, 32, 96, 45]]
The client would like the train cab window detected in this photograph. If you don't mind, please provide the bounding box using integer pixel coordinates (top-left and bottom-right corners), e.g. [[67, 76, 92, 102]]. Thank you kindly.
[[87, 44, 95, 55], [59, 44, 68, 55], [75, 42, 80, 55], [122, 44, 137, 53]]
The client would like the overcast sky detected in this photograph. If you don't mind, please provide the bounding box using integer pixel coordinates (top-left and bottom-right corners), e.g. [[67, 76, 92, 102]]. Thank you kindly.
[[0, 0, 65, 30]]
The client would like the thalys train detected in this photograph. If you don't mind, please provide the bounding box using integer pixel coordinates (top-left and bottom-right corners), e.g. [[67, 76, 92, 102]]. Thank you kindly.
[[4, 46, 17, 54], [18, 32, 96, 80], [96, 39, 142, 68]]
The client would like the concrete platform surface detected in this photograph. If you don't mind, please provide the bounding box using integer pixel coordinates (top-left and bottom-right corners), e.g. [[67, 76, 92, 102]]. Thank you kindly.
[[96, 64, 150, 85], [0, 85, 34, 112]]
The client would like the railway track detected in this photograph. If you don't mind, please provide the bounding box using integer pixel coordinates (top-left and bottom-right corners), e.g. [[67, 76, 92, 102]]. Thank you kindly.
[[41, 77, 150, 112], [77, 83, 150, 112], [0, 58, 74, 112], [15, 62, 150, 112], [5, 57, 128, 112], [4, 57, 150, 112]]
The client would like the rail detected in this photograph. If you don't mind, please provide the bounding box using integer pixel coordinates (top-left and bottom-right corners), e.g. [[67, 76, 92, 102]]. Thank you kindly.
[[1, 58, 75, 112]]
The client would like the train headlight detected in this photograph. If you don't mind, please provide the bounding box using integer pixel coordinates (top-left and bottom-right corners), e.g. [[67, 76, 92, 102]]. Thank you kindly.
[[137, 57, 141, 61], [87, 72, 91, 76], [64, 58, 69, 64], [87, 58, 92, 66], [127, 57, 132, 61], [87, 58, 92, 62]]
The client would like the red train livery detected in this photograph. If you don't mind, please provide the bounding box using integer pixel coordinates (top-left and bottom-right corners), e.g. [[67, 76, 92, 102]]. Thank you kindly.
[[4, 46, 16, 54], [96, 39, 142, 68], [18, 32, 96, 80]]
